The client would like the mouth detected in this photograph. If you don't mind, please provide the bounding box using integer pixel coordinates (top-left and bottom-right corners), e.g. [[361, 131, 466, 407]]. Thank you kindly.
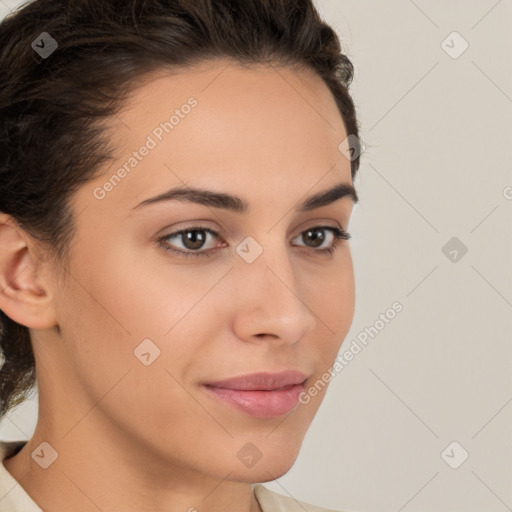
[[202, 371, 308, 419]]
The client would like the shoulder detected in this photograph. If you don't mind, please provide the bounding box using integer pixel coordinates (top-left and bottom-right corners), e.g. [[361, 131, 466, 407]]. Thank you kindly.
[[254, 483, 346, 512], [0, 439, 43, 512]]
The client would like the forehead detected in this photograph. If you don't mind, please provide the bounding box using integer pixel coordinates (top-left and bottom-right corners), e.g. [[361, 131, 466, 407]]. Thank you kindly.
[[79, 59, 352, 216], [119, 58, 344, 125]]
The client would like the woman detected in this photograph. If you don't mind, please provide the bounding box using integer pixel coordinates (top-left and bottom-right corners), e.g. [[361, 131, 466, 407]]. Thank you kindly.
[[0, 0, 361, 510]]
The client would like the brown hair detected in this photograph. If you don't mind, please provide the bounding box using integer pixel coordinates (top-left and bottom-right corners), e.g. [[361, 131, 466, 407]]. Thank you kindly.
[[0, 0, 361, 418]]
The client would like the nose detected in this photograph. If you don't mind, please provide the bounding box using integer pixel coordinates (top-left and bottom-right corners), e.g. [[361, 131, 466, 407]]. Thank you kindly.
[[229, 244, 317, 346]]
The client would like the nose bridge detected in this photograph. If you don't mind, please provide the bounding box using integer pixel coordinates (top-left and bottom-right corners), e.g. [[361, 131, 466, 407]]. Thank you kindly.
[[230, 233, 317, 342]]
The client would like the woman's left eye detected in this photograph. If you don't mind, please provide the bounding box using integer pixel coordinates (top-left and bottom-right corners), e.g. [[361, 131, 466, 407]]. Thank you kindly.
[[155, 225, 351, 259]]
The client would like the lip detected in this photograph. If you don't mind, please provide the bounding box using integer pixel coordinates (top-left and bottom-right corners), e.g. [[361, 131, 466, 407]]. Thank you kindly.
[[202, 371, 307, 419], [205, 371, 307, 391]]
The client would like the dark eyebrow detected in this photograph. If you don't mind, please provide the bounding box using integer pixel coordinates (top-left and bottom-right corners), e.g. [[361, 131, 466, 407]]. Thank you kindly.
[[132, 182, 358, 213]]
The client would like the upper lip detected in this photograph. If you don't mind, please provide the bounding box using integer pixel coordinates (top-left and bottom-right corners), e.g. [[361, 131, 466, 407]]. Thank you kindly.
[[204, 371, 308, 391]]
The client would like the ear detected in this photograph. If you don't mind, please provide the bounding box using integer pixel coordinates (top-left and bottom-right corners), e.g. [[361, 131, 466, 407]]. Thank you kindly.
[[0, 212, 58, 329]]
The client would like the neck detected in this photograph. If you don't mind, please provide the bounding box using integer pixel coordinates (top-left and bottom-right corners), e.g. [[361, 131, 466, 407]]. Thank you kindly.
[[3, 426, 262, 512]]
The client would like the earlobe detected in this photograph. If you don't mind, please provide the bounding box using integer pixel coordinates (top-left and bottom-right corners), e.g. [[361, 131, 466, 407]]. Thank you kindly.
[[0, 213, 58, 330]]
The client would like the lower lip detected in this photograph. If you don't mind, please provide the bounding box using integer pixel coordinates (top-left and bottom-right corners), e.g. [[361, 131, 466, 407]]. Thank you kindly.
[[202, 383, 304, 419]]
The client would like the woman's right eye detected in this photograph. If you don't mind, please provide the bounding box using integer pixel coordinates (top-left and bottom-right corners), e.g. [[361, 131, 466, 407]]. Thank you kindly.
[[156, 226, 223, 259]]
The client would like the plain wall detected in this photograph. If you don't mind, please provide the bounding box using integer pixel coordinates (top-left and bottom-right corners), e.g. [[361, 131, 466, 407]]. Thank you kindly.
[[0, 1, 511, 511]]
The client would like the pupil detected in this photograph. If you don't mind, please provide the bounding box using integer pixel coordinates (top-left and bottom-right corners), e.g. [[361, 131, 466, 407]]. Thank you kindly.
[[184, 230, 205, 250], [305, 228, 324, 247]]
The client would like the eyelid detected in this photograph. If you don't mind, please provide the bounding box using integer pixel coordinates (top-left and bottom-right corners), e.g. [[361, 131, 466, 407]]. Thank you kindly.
[[156, 217, 346, 239], [155, 222, 350, 259]]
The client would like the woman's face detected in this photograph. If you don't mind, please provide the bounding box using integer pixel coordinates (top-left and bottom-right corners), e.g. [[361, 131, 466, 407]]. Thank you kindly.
[[40, 59, 356, 482]]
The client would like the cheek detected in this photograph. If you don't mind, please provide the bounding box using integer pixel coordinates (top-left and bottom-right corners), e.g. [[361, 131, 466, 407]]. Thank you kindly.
[[54, 246, 212, 443], [60, 240, 232, 383], [312, 249, 355, 329], [307, 251, 355, 373]]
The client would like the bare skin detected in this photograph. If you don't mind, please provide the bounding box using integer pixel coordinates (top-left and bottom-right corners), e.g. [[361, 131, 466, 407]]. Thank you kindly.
[[0, 59, 356, 512]]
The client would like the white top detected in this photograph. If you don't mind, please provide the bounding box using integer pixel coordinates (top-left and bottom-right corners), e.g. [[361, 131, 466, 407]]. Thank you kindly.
[[0, 440, 342, 512]]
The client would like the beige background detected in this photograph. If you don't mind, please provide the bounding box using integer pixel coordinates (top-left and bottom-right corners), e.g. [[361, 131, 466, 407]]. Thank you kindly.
[[1, 1, 511, 511]]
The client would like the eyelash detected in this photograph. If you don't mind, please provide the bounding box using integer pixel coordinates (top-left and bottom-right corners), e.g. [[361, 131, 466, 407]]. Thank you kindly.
[[155, 224, 351, 259]]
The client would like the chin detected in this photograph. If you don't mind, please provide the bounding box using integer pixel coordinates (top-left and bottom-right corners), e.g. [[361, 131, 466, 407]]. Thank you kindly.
[[225, 447, 301, 483], [253, 460, 296, 482]]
